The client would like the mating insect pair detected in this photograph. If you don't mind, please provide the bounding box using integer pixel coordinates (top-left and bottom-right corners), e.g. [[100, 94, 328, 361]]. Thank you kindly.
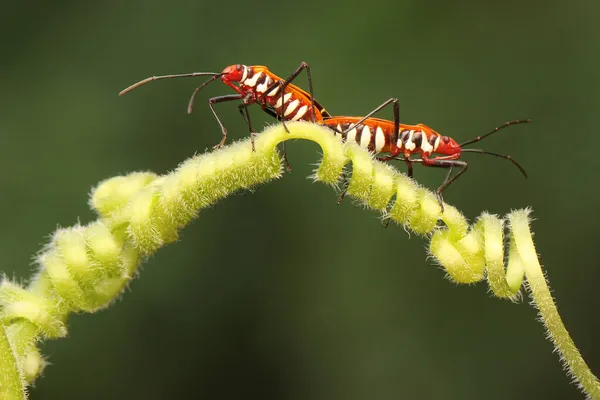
[[119, 62, 530, 211]]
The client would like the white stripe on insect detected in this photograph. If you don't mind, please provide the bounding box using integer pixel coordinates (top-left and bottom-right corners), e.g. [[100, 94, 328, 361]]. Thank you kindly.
[[375, 126, 386, 152], [420, 131, 433, 153], [346, 125, 357, 143], [360, 126, 371, 148], [275, 93, 293, 109], [244, 71, 263, 87], [432, 136, 441, 152], [241, 66, 248, 82], [397, 130, 409, 149], [404, 130, 416, 151], [266, 84, 280, 97], [256, 77, 272, 93], [284, 99, 300, 117], [291, 105, 308, 121]]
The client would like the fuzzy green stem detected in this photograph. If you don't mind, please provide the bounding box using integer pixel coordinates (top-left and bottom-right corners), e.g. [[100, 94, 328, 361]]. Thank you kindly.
[[0, 323, 24, 399], [508, 210, 600, 399], [0, 122, 597, 399]]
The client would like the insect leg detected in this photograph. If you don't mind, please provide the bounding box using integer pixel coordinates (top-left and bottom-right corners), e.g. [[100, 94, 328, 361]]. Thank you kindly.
[[254, 107, 292, 170], [405, 160, 414, 178], [263, 61, 317, 124], [280, 62, 316, 122], [421, 156, 468, 212], [340, 98, 399, 136], [261, 105, 293, 171], [336, 172, 350, 205], [207, 94, 245, 149], [338, 98, 412, 175], [237, 104, 248, 123], [279, 141, 292, 172], [264, 62, 319, 171], [378, 155, 414, 178], [238, 103, 257, 152]]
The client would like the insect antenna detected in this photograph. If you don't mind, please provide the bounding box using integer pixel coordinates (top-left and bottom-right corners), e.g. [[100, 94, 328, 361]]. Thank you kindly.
[[460, 148, 528, 177], [457, 119, 531, 177], [118, 72, 222, 96], [459, 119, 531, 147], [187, 74, 225, 114]]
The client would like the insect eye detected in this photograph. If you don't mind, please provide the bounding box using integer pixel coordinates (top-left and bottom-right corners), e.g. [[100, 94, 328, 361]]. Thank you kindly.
[[235, 64, 242, 71], [442, 136, 450, 143]]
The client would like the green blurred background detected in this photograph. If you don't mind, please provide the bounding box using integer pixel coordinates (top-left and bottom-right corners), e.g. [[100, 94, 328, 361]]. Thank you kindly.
[[3, 1, 599, 399]]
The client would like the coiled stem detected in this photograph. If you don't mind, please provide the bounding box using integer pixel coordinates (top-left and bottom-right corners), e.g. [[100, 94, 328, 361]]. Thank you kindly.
[[0, 122, 597, 399]]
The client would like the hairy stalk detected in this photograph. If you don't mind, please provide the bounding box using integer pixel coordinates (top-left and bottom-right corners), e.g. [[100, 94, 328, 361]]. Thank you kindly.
[[509, 212, 600, 399], [0, 122, 597, 399]]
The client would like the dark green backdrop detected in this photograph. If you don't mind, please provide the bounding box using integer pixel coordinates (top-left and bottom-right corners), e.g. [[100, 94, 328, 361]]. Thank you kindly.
[[3, 1, 599, 399]]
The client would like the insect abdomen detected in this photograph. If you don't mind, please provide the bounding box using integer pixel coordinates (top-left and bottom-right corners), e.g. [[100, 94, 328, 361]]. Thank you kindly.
[[322, 119, 442, 157], [240, 67, 315, 122], [397, 128, 439, 155], [322, 120, 391, 153]]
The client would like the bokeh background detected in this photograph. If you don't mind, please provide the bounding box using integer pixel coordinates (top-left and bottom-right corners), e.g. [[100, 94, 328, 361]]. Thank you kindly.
[[3, 1, 599, 399]]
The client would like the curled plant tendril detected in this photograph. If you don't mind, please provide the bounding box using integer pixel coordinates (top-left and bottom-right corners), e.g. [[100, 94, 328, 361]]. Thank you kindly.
[[0, 122, 597, 399]]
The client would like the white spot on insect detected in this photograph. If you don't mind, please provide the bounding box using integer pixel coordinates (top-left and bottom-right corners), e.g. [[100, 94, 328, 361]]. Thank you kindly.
[[360, 126, 371, 148], [404, 130, 416, 151], [336, 124, 342, 136], [241, 65, 248, 82], [346, 125, 357, 143], [266, 84, 280, 97], [244, 71, 262, 87], [256, 77, 272, 93], [397, 130, 409, 149], [375, 126, 386, 152], [275, 92, 293, 109], [420, 131, 433, 153], [291, 105, 308, 121], [284, 99, 300, 117], [432, 136, 441, 152]]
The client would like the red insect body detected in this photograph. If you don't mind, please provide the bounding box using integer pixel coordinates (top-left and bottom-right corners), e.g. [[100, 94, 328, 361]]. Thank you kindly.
[[321, 116, 461, 161], [216, 65, 330, 123], [119, 63, 329, 152], [320, 107, 529, 211]]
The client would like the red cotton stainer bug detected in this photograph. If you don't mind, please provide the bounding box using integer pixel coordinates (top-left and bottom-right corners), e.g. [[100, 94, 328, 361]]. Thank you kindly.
[[118, 62, 331, 170], [319, 98, 531, 212]]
